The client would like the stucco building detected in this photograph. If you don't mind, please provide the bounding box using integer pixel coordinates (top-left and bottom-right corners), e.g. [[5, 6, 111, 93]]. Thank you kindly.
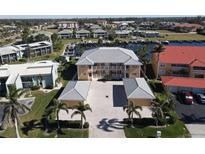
[[76, 47, 142, 80]]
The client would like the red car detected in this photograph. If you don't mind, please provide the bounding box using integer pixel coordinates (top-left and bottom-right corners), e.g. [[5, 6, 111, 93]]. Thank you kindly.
[[178, 92, 194, 105]]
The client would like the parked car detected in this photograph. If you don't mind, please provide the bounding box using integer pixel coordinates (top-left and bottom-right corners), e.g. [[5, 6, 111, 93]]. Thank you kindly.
[[178, 92, 194, 105], [196, 94, 205, 104]]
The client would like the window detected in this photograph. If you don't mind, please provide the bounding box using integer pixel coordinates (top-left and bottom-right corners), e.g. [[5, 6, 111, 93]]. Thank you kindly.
[[126, 73, 129, 78], [195, 74, 204, 78], [171, 64, 188, 67], [193, 67, 205, 70], [89, 73, 92, 77], [160, 63, 165, 67]]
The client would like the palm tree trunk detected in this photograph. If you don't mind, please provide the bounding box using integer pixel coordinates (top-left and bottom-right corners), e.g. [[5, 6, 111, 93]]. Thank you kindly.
[[57, 111, 60, 130], [131, 112, 134, 128], [14, 118, 20, 138], [81, 115, 83, 129]]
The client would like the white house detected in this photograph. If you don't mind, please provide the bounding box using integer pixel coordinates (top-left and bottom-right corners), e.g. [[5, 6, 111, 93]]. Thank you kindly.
[[0, 61, 59, 96], [16, 41, 53, 58], [0, 46, 23, 64]]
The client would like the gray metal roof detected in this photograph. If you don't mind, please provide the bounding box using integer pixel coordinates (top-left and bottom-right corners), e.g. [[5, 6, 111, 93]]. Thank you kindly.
[[76, 29, 90, 34], [58, 29, 73, 34], [123, 78, 155, 99], [58, 81, 91, 101], [76, 47, 142, 65], [92, 29, 107, 33]]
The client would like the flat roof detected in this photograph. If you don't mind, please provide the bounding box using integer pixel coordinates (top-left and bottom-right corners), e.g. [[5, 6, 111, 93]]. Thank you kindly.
[[0, 46, 20, 56], [76, 47, 142, 65], [123, 78, 155, 99], [0, 61, 58, 79], [161, 76, 205, 89], [58, 81, 91, 101]]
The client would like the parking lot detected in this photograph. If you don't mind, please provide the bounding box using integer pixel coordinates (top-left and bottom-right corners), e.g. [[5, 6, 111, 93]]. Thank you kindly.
[[175, 97, 205, 137]]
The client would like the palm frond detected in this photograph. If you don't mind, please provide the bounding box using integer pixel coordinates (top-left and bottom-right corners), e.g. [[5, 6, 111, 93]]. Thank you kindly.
[[71, 110, 81, 118]]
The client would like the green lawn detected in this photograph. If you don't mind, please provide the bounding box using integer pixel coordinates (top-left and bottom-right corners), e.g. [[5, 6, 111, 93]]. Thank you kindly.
[[147, 32, 205, 41], [0, 90, 88, 138], [124, 120, 190, 138]]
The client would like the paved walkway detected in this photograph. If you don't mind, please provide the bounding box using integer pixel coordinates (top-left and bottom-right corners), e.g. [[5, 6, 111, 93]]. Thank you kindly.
[[186, 124, 205, 138], [59, 81, 152, 138]]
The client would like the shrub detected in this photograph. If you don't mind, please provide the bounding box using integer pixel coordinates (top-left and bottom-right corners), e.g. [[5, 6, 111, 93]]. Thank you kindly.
[[46, 85, 53, 89], [19, 58, 27, 62], [31, 85, 40, 90], [83, 122, 89, 129]]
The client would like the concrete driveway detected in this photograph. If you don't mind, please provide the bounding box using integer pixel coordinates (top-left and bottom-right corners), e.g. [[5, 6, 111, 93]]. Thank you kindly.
[[59, 81, 152, 138]]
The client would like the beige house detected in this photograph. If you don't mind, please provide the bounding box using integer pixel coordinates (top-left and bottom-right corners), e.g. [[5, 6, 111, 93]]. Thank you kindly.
[[76, 47, 142, 81], [123, 78, 155, 106], [58, 81, 91, 107]]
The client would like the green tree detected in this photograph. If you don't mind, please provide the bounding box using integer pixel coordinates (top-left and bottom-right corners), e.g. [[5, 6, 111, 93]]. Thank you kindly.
[[152, 44, 165, 80], [123, 101, 142, 127], [151, 96, 175, 127], [71, 102, 92, 129], [137, 45, 149, 80], [22, 27, 30, 43], [34, 34, 50, 42], [0, 85, 30, 138], [45, 99, 68, 130]]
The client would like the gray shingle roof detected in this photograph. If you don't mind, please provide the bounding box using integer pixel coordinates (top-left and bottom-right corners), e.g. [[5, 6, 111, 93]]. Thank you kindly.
[[58, 81, 91, 101], [76, 47, 142, 65], [123, 78, 155, 99]]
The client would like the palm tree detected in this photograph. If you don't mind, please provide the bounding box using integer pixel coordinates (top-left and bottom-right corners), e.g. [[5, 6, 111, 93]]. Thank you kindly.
[[151, 96, 175, 127], [0, 85, 30, 138], [123, 101, 142, 127], [152, 44, 165, 80], [137, 45, 149, 80], [151, 101, 164, 127], [45, 99, 68, 130], [71, 102, 92, 129]]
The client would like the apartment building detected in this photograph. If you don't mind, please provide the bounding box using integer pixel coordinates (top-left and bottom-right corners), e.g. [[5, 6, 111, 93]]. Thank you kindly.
[[57, 29, 73, 39], [152, 46, 205, 93], [0, 46, 23, 64], [92, 29, 107, 38], [16, 41, 53, 58], [57, 21, 79, 29], [75, 29, 90, 38], [152, 46, 205, 78], [115, 30, 131, 37], [76, 47, 142, 80], [0, 61, 59, 96], [134, 30, 160, 37]]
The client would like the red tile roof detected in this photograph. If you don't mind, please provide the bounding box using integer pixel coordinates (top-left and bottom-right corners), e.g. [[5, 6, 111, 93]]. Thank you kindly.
[[159, 46, 205, 67], [161, 76, 205, 89]]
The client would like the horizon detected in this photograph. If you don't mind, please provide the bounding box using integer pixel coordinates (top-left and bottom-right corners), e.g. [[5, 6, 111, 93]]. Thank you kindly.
[[0, 15, 203, 19]]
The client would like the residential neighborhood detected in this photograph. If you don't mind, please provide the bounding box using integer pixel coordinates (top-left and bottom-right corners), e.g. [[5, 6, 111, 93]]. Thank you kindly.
[[1, 15, 205, 139]]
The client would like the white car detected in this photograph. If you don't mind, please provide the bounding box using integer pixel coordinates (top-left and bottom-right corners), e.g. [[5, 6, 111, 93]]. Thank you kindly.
[[196, 94, 205, 104]]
